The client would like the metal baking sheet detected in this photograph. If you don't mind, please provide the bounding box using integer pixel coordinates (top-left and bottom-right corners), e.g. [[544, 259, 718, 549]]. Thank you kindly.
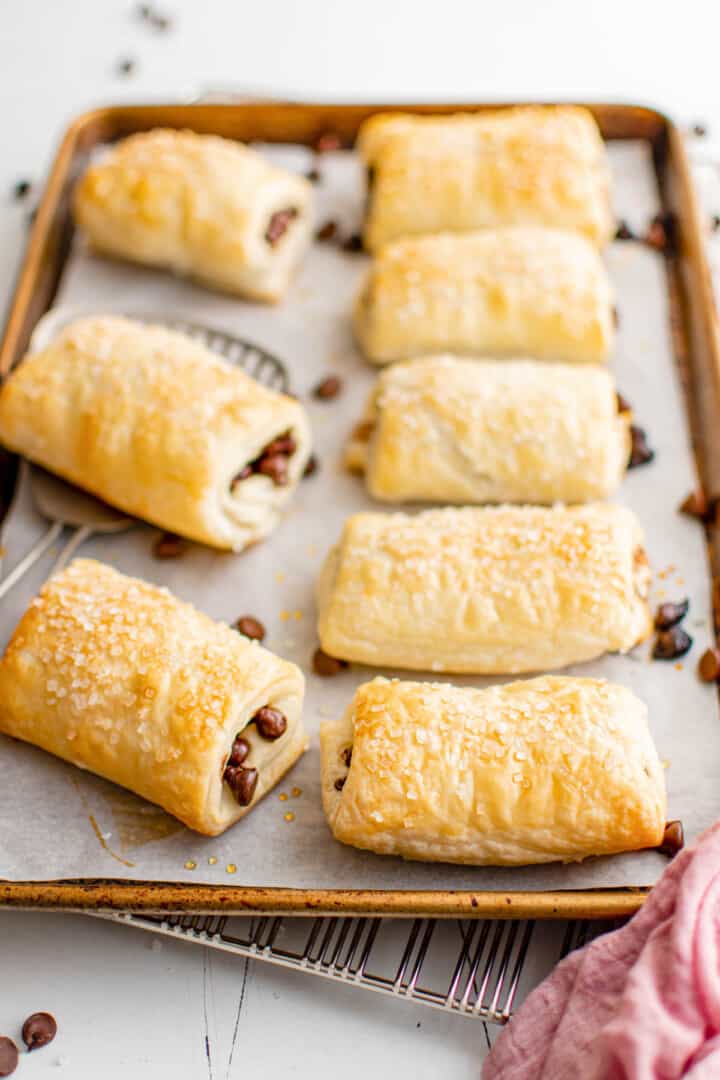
[[0, 122, 718, 900]]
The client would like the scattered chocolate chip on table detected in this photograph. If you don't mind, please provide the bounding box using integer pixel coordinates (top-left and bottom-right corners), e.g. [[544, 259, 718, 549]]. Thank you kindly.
[[0, 1038, 18, 1077], [22, 1012, 57, 1051], [312, 648, 348, 677], [654, 599, 689, 630], [653, 626, 693, 660], [313, 375, 342, 400], [235, 615, 266, 642]]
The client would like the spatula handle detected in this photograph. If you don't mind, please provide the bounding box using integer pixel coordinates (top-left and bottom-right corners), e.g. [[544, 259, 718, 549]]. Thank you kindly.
[[0, 521, 64, 600]]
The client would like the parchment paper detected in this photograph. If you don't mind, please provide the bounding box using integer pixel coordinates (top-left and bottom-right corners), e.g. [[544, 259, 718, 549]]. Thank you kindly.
[[1, 141, 718, 890]]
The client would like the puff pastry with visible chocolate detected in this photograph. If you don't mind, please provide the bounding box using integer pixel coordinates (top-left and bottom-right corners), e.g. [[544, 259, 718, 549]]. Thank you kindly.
[[0, 316, 312, 551], [346, 356, 631, 504], [73, 129, 313, 302], [321, 676, 666, 866], [0, 560, 307, 836], [354, 228, 615, 364], [317, 504, 651, 674], [358, 106, 613, 251]]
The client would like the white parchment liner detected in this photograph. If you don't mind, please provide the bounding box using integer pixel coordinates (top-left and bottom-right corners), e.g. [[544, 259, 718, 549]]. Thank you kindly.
[[0, 141, 717, 890]]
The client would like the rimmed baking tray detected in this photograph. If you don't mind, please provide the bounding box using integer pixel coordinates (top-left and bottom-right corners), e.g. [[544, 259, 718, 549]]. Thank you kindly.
[[1, 102, 719, 917]]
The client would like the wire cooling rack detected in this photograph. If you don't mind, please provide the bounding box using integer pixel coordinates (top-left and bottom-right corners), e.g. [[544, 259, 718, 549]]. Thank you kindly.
[[99, 913, 612, 1024]]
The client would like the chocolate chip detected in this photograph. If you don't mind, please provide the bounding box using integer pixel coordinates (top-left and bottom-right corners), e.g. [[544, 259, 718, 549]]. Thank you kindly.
[[227, 735, 250, 768], [712, 215, 720, 232], [232, 464, 254, 486], [224, 765, 258, 806], [13, 179, 32, 200], [257, 453, 289, 486], [341, 747, 352, 767], [117, 57, 137, 76], [679, 489, 711, 522], [692, 123, 708, 137], [628, 425, 654, 468], [263, 434, 297, 456], [306, 168, 321, 183], [615, 220, 635, 241], [616, 391, 632, 414], [698, 647, 720, 683], [645, 211, 676, 253], [659, 820, 684, 857], [22, 1012, 57, 1052], [342, 233, 364, 253], [316, 220, 338, 242], [0, 1038, 18, 1076], [312, 648, 348, 676], [152, 532, 187, 559], [313, 375, 342, 400], [138, 4, 172, 30], [654, 598, 689, 630], [653, 626, 693, 660], [235, 615, 266, 641], [334, 777, 346, 791], [253, 705, 287, 740], [265, 207, 298, 246], [303, 454, 319, 478], [314, 132, 342, 153]]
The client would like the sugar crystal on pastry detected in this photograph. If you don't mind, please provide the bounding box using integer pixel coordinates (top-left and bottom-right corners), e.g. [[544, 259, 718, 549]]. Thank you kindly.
[[317, 504, 651, 674], [0, 559, 308, 835], [347, 356, 630, 504], [354, 227, 615, 365]]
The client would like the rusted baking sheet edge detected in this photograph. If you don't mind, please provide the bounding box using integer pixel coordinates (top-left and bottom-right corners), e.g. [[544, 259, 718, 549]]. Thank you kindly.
[[0, 881, 648, 918]]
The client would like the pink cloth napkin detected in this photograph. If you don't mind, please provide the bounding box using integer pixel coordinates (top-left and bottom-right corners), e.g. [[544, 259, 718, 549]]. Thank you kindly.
[[483, 823, 720, 1080]]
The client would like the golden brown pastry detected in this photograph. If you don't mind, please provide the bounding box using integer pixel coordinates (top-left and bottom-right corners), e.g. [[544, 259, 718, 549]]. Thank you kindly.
[[321, 676, 666, 866], [73, 129, 313, 302], [316, 504, 651, 674], [354, 228, 615, 365], [0, 560, 307, 836], [0, 315, 312, 551], [358, 106, 613, 251], [347, 356, 631, 503]]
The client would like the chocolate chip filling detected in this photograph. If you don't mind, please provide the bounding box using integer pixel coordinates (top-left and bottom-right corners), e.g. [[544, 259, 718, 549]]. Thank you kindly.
[[265, 206, 299, 246], [224, 764, 258, 806], [253, 705, 288, 740], [223, 706, 288, 806], [231, 431, 297, 491], [334, 746, 352, 791]]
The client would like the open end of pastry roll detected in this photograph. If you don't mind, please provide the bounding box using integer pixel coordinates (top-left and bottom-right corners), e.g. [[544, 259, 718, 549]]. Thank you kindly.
[[73, 129, 314, 303], [345, 357, 632, 504], [321, 676, 667, 866], [0, 559, 308, 836], [357, 106, 614, 251], [316, 504, 652, 674], [0, 316, 312, 551], [353, 227, 615, 365]]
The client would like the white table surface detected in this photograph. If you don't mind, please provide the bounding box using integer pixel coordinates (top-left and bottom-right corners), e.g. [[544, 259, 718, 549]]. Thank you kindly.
[[2, 1, 720, 1075]]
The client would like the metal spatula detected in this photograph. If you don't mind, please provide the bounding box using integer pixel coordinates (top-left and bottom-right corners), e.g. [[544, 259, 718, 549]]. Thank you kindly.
[[0, 465, 132, 600]]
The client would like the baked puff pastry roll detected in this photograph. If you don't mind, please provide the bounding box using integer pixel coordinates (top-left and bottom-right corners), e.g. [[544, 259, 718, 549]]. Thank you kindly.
[[321, 676, 666, 866], [354, 228, 615, 365], [358, 106, 613, 251], [73, 129, 313, 302], [0, 559, 307, 836], [317, 504, 651, 674], [0, 315, 312, 551], [346, 357, 631, 504]]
